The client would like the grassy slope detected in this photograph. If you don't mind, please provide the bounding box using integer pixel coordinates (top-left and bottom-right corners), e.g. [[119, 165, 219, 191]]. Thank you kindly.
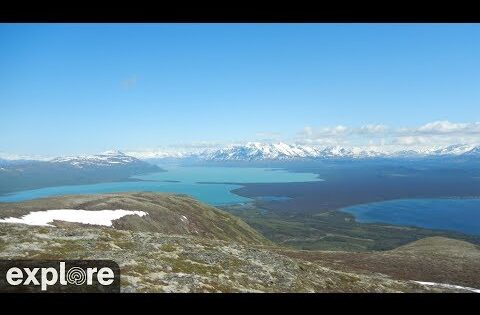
[[225, 203, 480, 251], [0, 193, 478, 292], [276, 236, 480, 288], [0, 223, 467, 293], [0, 192, 268, 245]]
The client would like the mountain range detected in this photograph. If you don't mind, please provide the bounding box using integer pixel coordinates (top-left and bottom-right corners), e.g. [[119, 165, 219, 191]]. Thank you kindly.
[[1, 150, 154, 169], [49, 150, 142, 168], [2, 143, 480, 165], [131, 142, 480, 161], [1, 143, 479, 195], [0, 151, 162, 194]]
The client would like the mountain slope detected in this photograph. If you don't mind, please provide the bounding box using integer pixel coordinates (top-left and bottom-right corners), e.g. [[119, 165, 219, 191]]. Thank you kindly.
[[49, 150, 141, 168], [0, 152, 162, 194], [277, 236, 480, 289], [0, 193, 477, 292], [0, 192, 268, 245], [431, 144, 477, 156], [1, 223, 463, 293]]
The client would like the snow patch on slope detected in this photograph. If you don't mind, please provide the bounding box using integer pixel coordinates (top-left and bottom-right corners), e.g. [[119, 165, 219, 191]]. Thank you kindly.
[[0, 209, 147, 227], [414, 281, 480, 293]]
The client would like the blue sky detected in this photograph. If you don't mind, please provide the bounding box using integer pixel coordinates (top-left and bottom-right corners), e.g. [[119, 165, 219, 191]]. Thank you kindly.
[[1, 24, 479, 156]]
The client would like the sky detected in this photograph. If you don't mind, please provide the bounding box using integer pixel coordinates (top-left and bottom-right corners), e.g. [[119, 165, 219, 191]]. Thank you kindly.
[[1, 23, 479, 157]]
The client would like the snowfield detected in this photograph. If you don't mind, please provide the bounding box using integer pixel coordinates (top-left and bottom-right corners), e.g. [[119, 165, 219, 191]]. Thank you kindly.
[[414, 281, 480, 293], [0, 209, 148, 227], [49, 150, 139, 168]]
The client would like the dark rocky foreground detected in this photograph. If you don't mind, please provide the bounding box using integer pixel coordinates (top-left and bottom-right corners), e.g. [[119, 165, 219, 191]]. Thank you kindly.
[[0, 193, 478, 292]]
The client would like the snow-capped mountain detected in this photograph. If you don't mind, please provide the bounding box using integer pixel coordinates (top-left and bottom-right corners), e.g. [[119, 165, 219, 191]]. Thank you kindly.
[[4, 143, 479, 166], [430, 144, 477, 156], [199, 142, 387, 161], [201, 142, 316, 161], [0, 151, 162, 195], [463, 146, 480, 156], [196, 142, 480, 161], [315, 146, 386, 158], [49, 150, 142, 168], [124, 150, 188, 159]]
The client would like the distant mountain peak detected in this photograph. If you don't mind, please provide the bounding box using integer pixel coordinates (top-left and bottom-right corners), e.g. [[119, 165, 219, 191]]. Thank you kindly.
[[49, 151, 140, 168], [431, 144, 478, 155], [101, 150, 127, 156]]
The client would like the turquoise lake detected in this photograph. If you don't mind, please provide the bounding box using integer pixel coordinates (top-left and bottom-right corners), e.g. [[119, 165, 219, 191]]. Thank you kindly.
[[0, 166, 321, 205], [2, 165, 479, 236], [341, 198, 480, 235]]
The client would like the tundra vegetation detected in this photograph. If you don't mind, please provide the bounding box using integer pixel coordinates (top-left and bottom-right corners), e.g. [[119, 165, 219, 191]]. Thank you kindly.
[[0, 193, 478, 292]]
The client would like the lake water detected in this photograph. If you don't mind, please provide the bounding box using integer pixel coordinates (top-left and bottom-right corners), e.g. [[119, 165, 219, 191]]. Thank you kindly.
[[0, 166, 321, 205], [2, 166, 479, 236], [341, 198, 480, 235]]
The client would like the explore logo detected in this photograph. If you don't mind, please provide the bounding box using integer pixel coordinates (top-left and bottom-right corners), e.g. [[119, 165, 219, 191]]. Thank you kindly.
[[0, 260, 120, 293]]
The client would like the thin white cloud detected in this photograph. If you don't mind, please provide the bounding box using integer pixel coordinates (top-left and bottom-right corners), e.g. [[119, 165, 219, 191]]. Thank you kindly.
[[415, 121, 480, 135], [295, 120, 480, 149], [358, 124, 389, 134], [392, 136, 430, 146], [299, 125, 348, 138], [122, 75, 138, 90]]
